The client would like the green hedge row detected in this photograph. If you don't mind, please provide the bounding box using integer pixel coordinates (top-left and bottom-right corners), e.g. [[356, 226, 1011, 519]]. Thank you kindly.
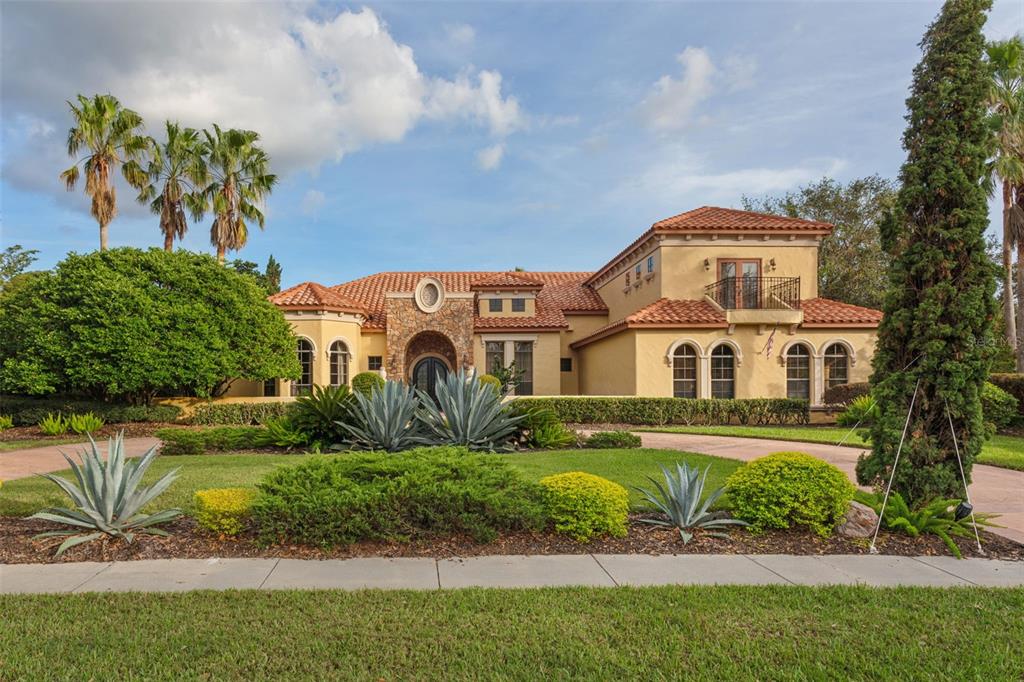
[[821, 382, 870, 406], [188, 402, 294, 426], [1, 396, 181, 427], [989, 374, 1024, 416], [155, 427, 267, 455], [509, 397, 809, 426]]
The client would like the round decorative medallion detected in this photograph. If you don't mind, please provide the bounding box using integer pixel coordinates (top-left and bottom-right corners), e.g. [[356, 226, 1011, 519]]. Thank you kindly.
[[414, 276, 445, 313]]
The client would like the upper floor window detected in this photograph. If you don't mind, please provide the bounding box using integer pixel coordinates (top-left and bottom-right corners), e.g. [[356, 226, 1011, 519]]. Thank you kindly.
[[710, 345, 735, 399], [635, 263, 642, 278], [293, 339, 314, 396], [786, 344, 811, 400], [647, 255, 655, 273], [488, 298, 503, 313], [511, 298, 526, 312], [672, 344, 698, 399], [824, 343, 850, 388], [329, 340, 349, 387]]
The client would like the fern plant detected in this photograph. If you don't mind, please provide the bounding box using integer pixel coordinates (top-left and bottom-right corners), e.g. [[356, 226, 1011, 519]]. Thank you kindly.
[[257, 416, 310, 450], [635, 462, 747, 543], [419, 370, 523, 451], [856, 491, 998, 559], [339, 379, 430, 452], [38, 412, 69, 435], [30, 433, 182, 555], [0, 414, 13, 431], [836, 395, 878, 427], [67, 412, 105, 434]]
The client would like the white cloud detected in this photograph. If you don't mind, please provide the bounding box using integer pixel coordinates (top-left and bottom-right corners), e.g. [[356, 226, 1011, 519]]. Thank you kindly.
[[722, 55, 758, 92], [300, 190, 326, 217], [476, 143, 505, 171], [1, 3, 527, 204], [444, 23, 476, 46]]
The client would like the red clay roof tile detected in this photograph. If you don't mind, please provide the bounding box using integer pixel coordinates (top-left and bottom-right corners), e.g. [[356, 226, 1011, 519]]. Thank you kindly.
[[801, 298, 883, 326], [268, 282, 367, 314], [652, 206, 833, 233], [470, 272, 544, 289]]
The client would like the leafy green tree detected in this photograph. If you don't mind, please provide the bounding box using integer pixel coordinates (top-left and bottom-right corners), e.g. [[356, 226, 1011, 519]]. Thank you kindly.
[[0, 245, 39, 290], [742, 176, 896, 309], [201, 125, 277, 263], [0, 249, 299, 403], [137, 122, 208, 252], [59, 94, 150, 251], [265, 254, 282, 294], [856, 0, 997, 504]]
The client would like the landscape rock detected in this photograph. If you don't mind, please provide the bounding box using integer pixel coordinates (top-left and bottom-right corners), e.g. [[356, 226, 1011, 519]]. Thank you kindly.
[[837, 501, 879, 539]]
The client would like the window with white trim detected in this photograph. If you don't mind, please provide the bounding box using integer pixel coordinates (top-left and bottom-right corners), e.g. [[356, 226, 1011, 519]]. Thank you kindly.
[[786, 344, 811, 400], [293, 339, 314, 396], [485, 341, 505, 375], [710, 345, 735, 399], [329, 340, 349, 387], [672, 344, 698, 398], [824, 343, 850, 389]]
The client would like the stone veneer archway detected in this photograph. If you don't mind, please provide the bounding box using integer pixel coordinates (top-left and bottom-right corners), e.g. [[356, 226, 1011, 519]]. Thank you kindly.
[[385, 293, 475, 380], [404, 331, 458, 378]]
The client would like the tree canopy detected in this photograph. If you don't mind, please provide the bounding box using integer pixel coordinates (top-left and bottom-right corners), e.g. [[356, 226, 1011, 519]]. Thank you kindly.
[[0, 248, 299, 403]]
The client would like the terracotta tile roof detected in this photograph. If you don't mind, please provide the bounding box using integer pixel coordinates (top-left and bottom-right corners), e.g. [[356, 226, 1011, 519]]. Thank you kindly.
[[325, 271, 607, 331], [801, 298, 883, 327], [652, 206, 833, 233], [470, 272, 543, 289], [570, 298, 727, 349], [268, 282, 367, 314]]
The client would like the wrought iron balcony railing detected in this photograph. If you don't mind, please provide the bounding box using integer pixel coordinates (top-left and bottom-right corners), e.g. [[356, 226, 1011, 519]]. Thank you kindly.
[[704, 276, 801, 311]]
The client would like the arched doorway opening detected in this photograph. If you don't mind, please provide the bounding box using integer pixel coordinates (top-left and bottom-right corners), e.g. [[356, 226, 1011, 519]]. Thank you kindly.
[[405, 331, 457, 401], [411, 356, 449, 401]]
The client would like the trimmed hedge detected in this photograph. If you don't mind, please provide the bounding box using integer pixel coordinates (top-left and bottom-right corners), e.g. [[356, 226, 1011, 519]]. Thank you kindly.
[[194, 488, 256, 536], [189, 402, 293, 426], [510, 397, 809, 426], [821, 382, 870, 406], [981, 382, 1019, 430], [585, 430, 641, 449], [1, 396, 181, 427], [990, 374, 1024, 416], [539, 472, 629, 542], [351, 372, 385, 398], [156, 426, 267, 455]]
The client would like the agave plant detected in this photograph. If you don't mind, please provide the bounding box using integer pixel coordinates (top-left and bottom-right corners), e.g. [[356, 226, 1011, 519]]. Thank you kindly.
[[635, 462, 747, 543], [339, 379, 431, 452], [29, 433, 182, 555], [418, 370, 524, 451]]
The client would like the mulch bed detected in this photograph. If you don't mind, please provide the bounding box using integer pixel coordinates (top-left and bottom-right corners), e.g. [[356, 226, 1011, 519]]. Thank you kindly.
[[0, 422, 173, 443], [2, 515, 1020, 565]]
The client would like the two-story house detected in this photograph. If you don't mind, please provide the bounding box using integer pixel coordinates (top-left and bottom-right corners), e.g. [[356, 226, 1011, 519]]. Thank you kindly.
[[239, 207, 881, 404]]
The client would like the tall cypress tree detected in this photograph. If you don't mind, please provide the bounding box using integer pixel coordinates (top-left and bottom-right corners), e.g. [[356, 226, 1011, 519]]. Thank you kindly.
[[856, 0, 997, 504]]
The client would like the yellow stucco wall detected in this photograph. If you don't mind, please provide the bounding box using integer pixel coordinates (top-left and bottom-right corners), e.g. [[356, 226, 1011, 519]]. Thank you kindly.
[[281, 312, 366, 393], [560, 314, 612, 395], [471, 332, 561, 395], [477, 296, 536, 317], [577, 330, 637, 395]]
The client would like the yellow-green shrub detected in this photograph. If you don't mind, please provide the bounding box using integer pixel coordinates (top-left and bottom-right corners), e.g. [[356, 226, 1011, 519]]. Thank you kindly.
[[194, 488, 256, 535], [539, 472, 629, 542], [726, 452, 855, 537]]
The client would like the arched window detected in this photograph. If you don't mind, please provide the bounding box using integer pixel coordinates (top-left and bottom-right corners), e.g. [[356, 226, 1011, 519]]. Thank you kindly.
[[293, 338, 314, 396], [329, 341, 350, 387], [786, 344, 811, 399], [824, 343, 850, 389], [710, 345, 735, 399], [672, 344, 698, 398]]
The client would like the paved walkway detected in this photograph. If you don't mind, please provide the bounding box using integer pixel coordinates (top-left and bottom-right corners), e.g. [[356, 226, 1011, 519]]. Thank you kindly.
[[1, 554, 1021, 594], [634, 431, 1024, 544], [0, 437, 161, 481]]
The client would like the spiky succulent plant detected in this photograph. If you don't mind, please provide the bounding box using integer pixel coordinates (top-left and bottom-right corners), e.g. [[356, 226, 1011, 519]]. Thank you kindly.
[[339, 379, 431, 452], [30, 433, 181, 555], [635, 462, 747, 543], [418, 370, 524, 451]]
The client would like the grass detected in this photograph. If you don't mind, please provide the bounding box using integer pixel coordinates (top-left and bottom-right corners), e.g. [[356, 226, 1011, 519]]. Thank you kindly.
[[1, 586, 1020, 680], [0, 448, 743, 517], [0, 437, 86, 452], [638, 425, 1024, 471]]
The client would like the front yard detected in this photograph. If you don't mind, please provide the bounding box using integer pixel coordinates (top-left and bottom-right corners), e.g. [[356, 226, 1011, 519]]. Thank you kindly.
[[2, 585, 1021, 680]]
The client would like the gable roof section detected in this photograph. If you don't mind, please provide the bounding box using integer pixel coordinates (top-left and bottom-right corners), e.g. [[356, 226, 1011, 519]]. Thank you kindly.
[[586, 206, 833, 286], [470, 272, 544, 290], [269, 282, 367, 314], [325, 271, 607, 331], [570, 298, 728, 349], [800, 298, 883, 327]]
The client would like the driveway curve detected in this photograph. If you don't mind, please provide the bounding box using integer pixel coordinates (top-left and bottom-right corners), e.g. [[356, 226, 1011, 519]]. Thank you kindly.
[[0, 438, 161, 482]]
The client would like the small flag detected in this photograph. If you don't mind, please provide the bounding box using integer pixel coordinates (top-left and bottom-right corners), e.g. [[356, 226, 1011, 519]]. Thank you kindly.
[[762, 325, 777, 358]]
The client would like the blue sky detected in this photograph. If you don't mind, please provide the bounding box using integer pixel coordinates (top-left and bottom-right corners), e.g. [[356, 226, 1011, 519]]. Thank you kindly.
[[2, 1, 1021, 289]]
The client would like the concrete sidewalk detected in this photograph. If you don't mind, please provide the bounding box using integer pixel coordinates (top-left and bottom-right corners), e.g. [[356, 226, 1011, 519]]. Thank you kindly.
[[2, 554, 1021, 594]]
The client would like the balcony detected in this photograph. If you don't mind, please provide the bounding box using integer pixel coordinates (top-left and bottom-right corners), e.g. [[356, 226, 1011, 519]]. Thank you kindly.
[[704, 276, 803, 326]]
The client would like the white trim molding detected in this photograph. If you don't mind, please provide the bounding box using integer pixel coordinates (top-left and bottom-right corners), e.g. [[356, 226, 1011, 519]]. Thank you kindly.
[[819, 338, 857, 366], [413, 276, 446, 313], [707, 338, 743, 366]]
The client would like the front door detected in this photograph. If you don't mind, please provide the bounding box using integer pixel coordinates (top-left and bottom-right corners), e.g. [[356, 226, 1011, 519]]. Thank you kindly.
[[411, 357, 448, 402]]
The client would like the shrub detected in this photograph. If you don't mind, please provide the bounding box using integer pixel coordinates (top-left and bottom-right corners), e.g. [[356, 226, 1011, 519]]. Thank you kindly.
[[67, 412, 104, 434], [38, 412, 69, 435], [726, 452, 855, 537], [585, 430, 641, 449], [509, 405, 576, 449], [509, 397, 809, 426], [981, 382, 1018, 430], [989, 373, 1024, 415], [156, 426, 267, 455], [251, 447, 547, 546], [478, 373, 502, 396], [1, 397, 180, 427], [0, 415, 12, 431], [290, 384, 354, 446], [418, 370, 522, 451], [189, 401, 293, 426], [836, 395, 878, 427], [351, 372, 385, 398], [821, 382, 871, 406], [340, 380, 429, 452], [194, 488, 255, 536], [539, 472, 629, 542]]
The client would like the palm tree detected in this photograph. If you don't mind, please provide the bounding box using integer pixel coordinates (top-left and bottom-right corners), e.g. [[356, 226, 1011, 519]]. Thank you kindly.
[[59, 94, 150, 251], [201, 125, 276, 263], [137, 122, 208, 252], [985, 37, 1024, 369]]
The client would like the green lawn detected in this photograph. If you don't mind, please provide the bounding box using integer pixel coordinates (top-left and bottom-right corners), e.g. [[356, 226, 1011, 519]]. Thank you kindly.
[[1, 586, 1020, 680], [638, 425, 1024, 471], [0, 437, 86, 452], [0, 448, 743, 517]]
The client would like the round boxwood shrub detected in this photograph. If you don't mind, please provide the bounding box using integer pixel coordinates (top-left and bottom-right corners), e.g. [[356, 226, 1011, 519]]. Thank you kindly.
[[585, 430, 641, 449], [478, 373, 502, 395], [539, 471, 629, 542], [194, 488, 255, 536], [981, 381, 1018, 430], [726, 452, 855, 537], [351, 371, 385, 398]]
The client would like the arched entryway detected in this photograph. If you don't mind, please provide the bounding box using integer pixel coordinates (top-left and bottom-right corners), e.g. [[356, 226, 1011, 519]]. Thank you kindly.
[[411, 357, 449, 401], [405, 331, 457, 401]]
